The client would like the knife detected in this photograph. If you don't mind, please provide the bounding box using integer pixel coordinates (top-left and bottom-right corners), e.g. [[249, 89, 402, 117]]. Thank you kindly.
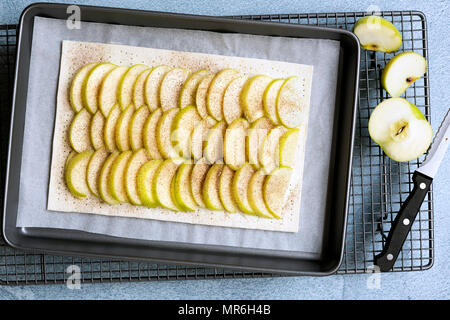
[[374, 108, 450, 272]]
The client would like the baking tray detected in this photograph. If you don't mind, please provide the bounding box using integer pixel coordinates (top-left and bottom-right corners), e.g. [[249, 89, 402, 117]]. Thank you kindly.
[[3, 3, 359, 276]]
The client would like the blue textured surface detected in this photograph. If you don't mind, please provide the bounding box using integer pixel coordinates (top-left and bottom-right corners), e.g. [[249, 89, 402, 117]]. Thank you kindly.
[[0, 0, 449, 300]]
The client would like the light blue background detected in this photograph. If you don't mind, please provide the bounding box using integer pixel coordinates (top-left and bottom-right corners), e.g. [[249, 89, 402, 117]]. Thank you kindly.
[[0, 0, 449, 300]]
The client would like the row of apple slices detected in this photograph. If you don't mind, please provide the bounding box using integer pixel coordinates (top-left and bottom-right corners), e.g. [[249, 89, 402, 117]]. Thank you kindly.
[[65, 148, 292, 218]]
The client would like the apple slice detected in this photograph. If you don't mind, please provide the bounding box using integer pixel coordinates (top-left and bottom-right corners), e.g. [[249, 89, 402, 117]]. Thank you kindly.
[[382, 52, 427, 97], [98, 151, 121, 205], [248, 169, 273, 218], [69, 108, 92, 153], [137, 159, 163, 208], [156, 108, 180, 158], [368, 97, 432, 162], [133, 68, 152, 109], [98, 66, 128, 117], [129, 106, 150, 151], [65, 150, 77, 170], [70, 62, 98, 113], [159, 68, 190, 111], [204, 120, 227, 164], [115, 104, 135, 151], [206, 69, 240, 121], [223, 76, 246, 125], [241, 75, 273, 123], [118, 64, 149, 110], [353, 15, 402, 53], [263, 167, 292, 218], [263, 78, 284, 124], [190, 116, 217, 161], [259, 126, 288, 174], [104, 104, 121, 152], [143, 108, 163, 159], [190, 157, 210, 208], [279, 128, 301, 168], [218, 165, 239, 213], [82, 62, 116, 114], [90, 110, 105, 150], [172, 106, 201, 159], [153, 159, 183, 211], [145, 65, 172, 111], [246, 117, 274, 169], [223, 118, 249, 170], [65, 150, 93, 199], [86, 147, 109, 197], [124, 148, 150, 205], [195, 73, 215, 118], [202, 164, 224, 210], [108, 150, 133, 203], [179, 69, 210, 109], [276, 76, 307, 128], [174, 163, 198, 211], [231, 163, 256, 215]]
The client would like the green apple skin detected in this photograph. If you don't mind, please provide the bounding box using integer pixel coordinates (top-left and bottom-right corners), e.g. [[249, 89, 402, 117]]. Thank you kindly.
[[353, 16, 402, 53], [368, 97, 432, 162]]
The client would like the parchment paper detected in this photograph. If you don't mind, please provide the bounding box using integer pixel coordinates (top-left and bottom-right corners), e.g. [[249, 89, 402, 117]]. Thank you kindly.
[[16, 17, 340, 256]]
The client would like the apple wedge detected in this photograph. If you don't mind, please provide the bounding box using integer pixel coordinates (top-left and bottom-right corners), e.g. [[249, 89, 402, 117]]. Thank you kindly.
[[65, 150, 93, 199], [70, 62, 97, 113], [204, 120, 227, 164], [190, 116, 217, 161], [90, 110, 105, 150], [223, 118, 249, 170], [129, 106, 150, 151], [231, 163, 256, 215], [179, 69, 210, 109], [381, 52, 427, 97], [353, 16, 402, 53], [86, 147, 109, 197], [125, 148, 150, 205], [159, 68, 190, 111], [259, 126, 288, 174], [115, 104, 135, 151], [172, 106, 201, 159], [65, 150, 77, 170], [246, 117, 274, 169], [195, 73, 215, 118], [153, 159, 183, 211], [133, 68, 152, 109], [118, 64, 149, 110], [368, 97, 432, 162], [263, 78, 284, 125], [278, 128, 300, 168], [202, 164, 224, 211], [218, 165, 239, 213], [248, 169, 273, 218], [98, 66, 128, 117], [190, 157, 210, 208], [223, 76, 246, 125], [241, 75, 273, 123], [263, 167, 292, 219], [174, 163, 198, 211], [137, 159, 163, 208], [206, 69, 240, 121], [98, 151, 121, 205], [143, 108, 163, 159], [104, 104, 121, 152], [108, 150, 133, 203], [156, 108, 180, 159], [145, 65, 172, 111], [82, 62, 116, 114], [69, 108, 92, 153], [276, 76, 306, 128]]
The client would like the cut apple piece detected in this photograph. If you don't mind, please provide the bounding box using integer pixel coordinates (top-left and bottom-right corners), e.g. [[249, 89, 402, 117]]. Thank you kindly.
[[223, 118, 249, 170], [133, 68, 152, 108], [115, 104, 135, 151], [143, 108, 163, 159], [223, 76, 246, 125], [248, 169, 273, 218], [104, 104, 121, 152], [159, 68, 190, 111], [263, 78, 284, 125], [368, 97, 432, 162], [65, 150, 77, 170], [172, 106, 201, 159], [241, 75, 273, 123], [179, 69, 210, 109], [70, 62, 98, 113], [263, 167, 292, 218], [206, 69, 240, 121], [247, 117, 274, 169], [98, 151, 121, 205], [276, 76, 306, 128], [382, 52, 427, 97], [190, 116, 217, 161], [82, 62, 116, 114], [125, 148, 150, 205], [65, 150, 93, 199], [69, 108, 92, 153], [153, 159, 182, 211], [129, 106, 150, 151], [279, 128, 300, 168], [353, 15, 402, 53], [218, 165, 239, 213], [204, 120, 226, 164], [137, 159, 163, 208], [90, 110, 105, 150], [202, 164, 224, 211], [196, 74, 215, 119], [174, 163, 198, 211], [108, 150, 133, 203], [118, 64, 149, 110], [259, 126, 288, 174], [190, 157, 210, 208], [86, 147, 109, 197], [232, 163, 256, 215], [98, 66, 128, 117], [156, 108, 180, 159], [145, 65, 172, 111]]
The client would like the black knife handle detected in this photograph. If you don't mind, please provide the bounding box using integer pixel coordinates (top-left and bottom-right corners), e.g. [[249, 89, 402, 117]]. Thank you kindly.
[[374, 171, 432, 272]]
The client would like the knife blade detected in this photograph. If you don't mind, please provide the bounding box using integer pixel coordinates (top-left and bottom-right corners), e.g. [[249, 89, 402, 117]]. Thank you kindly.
[[374, 108, 450, 272]]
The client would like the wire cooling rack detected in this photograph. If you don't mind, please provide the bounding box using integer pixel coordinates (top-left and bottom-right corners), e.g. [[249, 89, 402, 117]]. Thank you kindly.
[[0, 11, 433, 285]]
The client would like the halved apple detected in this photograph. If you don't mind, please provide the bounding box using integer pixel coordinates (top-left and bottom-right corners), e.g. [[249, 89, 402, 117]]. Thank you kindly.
[[259, 126, 288, 174], [124, 148, 150, 205], [246, 117, 274, 169], [223, 118, 249, 170], [98, 66, 128, 117], [156, 108, 180, 158], [104, 104, 121, 152], [115, 104, 135, 151], [70, 62, 97, 113], [153, 159, 182, 211], [278, 128, 300, 168], [173, 163, 198, 211], [241, 75, 273, 123], [159, 68, 190, 111], [108, 150, 133, 203], [248, 169, 273, 218], [202, 164, 224, 210], [118, 64, 149, 110], [190, 116, 217, 161], [137, 159, 163, 208], [90, 110, 105, 150], [353, 15, 402, 53], [172, 106, 201, 159], [179, 69, 210, 109], [65, 150, 93, 199], [98, 151, 121, 205], [263, 167, 292, 219], [129, 106, 150, 151], [263, 78, 284, 124], [206, 69, 240, 121], [133, 68, 152, 109], [382, 52, 427, 97], [368, 97, 432, 162], [196, 74, 215, 118], [232, 163, 256, 215], [82, 62, 116, 114], [69, 108, 92, 153], [223, 76, 247, 125], [144, 65, 172, 110], [143, 108, 163, 159], [190, 157, 210, 208], [276, 76, 306, 129], [204, 121, 227, 164], [218, 165, 239, 213], [86, 147, 108, 197]]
